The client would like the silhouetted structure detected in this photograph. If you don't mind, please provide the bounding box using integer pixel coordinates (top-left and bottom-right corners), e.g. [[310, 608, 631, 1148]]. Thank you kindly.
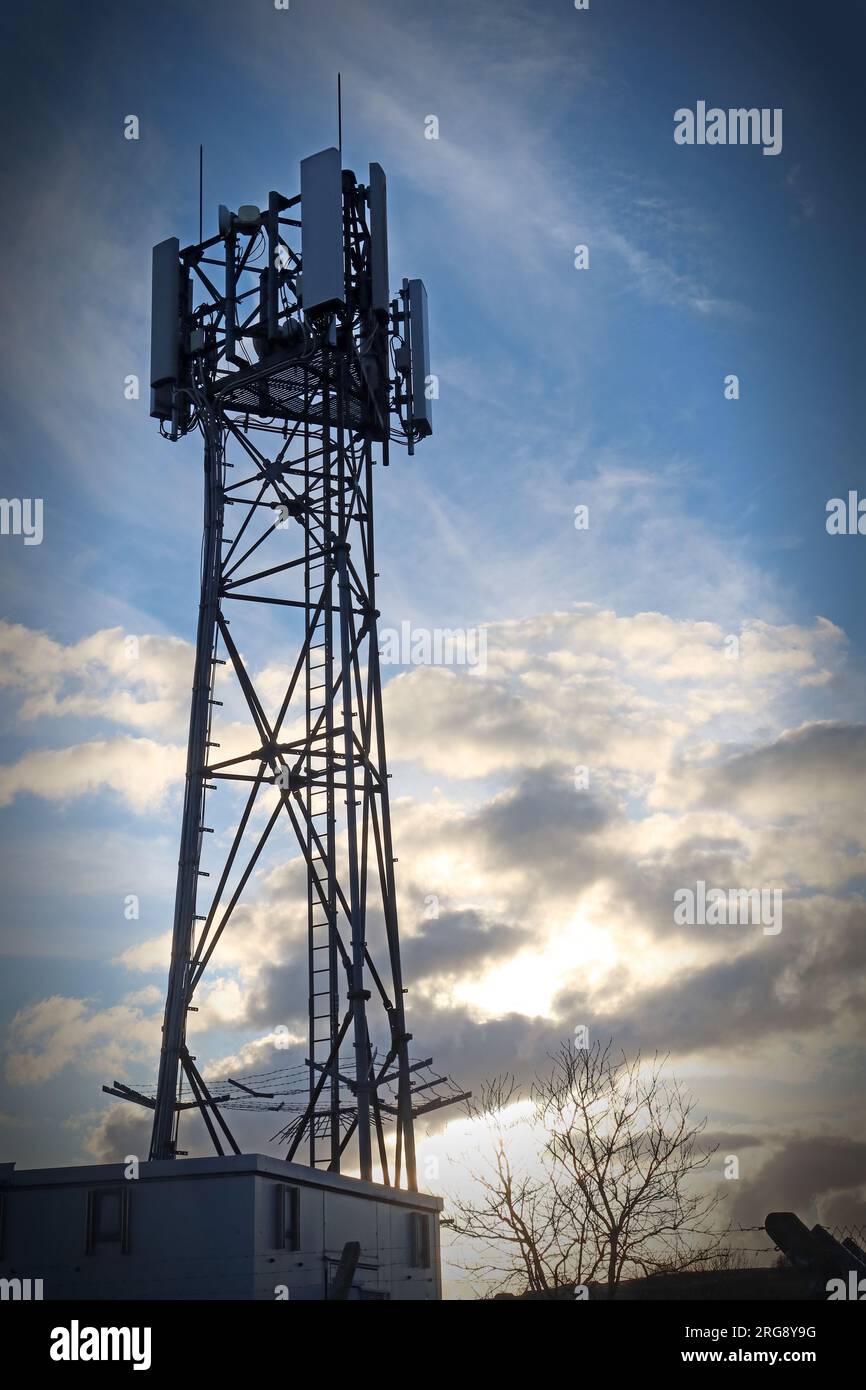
[[105, 145, 467, 1189]]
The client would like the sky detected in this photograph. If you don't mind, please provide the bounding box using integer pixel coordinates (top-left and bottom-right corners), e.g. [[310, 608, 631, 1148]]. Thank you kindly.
[[0, 0, 864, 1293]]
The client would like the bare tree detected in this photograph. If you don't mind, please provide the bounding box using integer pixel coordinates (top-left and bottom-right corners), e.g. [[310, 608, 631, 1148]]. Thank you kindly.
[[447, 1040, 723, 1298], [445, 1075, 606, 1296]]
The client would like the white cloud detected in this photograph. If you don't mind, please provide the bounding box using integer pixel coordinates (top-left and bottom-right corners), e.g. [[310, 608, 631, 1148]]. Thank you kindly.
[[384, 608, 844, 779], [5, 995, 159, 1086], [0, 621, 193, 734], [0, 736, 183, 813]]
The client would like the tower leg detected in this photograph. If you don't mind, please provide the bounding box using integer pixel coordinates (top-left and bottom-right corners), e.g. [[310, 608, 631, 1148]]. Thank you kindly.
[[150, 409, 225, 1160], [335, 535, 373, 1180]]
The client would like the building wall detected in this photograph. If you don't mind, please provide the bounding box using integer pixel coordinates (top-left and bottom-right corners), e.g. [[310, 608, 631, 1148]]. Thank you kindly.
[[251, 1178, 441, 1300], [0, 1155, 442, 1301]]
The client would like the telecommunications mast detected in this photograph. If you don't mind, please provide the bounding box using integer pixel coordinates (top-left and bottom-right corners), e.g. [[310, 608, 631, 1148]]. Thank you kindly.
[[105, 145, 466, 1190]]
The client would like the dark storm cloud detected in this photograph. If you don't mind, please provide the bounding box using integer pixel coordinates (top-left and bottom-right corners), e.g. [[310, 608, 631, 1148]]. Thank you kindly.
[[402, 908, 531, 981], [87, 1100, 273, 1165], [403, 999, 565, 1105], [437, 765, 635, 911], [820, 1192, 866, 1229], [217, 807, 865, 1089], [731, 1136, 866, 1228], [426, 764, 763, 945], [239, 904, 531, 1035], [241, 948, 309, 1032], [85, 1106, 152, 1165], [691, 722, 866, 811], [701, 1131, 768, 1152], [554, 896, 866, 1056], [475, 766, 613, 866], [125, 732, 865, 1144]]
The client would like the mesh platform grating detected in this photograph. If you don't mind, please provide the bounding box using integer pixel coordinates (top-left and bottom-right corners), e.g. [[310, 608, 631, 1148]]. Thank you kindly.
[[215, 349, 369, 426]]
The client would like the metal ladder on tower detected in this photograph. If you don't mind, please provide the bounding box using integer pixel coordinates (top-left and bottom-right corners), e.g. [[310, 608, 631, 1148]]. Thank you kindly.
[[304, 404, 341, 1170]]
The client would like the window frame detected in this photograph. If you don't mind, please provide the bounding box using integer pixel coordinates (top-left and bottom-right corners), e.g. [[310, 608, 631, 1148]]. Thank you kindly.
[[274, 1183, 300, 1251], [85, 1186, 131, 1255]]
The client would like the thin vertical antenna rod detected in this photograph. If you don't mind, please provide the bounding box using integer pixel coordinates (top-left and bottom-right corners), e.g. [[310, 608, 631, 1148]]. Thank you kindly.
[[198, 144, 203, 244], [337, 73, 342, 154]]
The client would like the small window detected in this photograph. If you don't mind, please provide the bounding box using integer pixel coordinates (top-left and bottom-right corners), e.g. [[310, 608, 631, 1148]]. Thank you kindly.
[[275, 1184, 300, 1251], [85, 1187, 130, 1254], [410, 1211, 432, 1269]]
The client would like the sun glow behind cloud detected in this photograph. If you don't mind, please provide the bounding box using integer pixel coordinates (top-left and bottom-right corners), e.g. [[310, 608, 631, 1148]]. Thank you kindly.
[[450, 911, 619, 1019]]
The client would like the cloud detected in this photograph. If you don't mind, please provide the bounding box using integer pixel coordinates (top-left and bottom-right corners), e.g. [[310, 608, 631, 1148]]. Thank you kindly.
[[0, 621, 194, 734], [5, 995, 160, 1086], [384, 609, 845, 781], [731, 1136, 866, 1228], [0, 736, 183, 813], [553, 894, 866, 1055], [402, 908, 532, 983], [80, 1105, 153, 1165], [66, 595, 857, 1103], [663, 721, 866, 821], [0, 616, 304, 811], [701, 1131, 767, 1152], [1, 600, 861, 1202]]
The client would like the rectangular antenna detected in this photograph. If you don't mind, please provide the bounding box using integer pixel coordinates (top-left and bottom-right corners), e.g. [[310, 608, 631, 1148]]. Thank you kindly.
[[368, 163, 389, 313], [150, 237, 180, 422], [300, 148, 345, 314], [408, 278, 433, 437], [150, 237, 180, 389]]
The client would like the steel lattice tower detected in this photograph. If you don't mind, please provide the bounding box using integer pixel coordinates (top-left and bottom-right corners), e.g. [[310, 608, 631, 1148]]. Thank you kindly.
[[107, 148, 461, 1190]]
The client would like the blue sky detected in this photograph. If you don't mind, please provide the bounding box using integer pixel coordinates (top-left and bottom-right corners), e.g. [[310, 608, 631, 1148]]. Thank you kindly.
[[0, 0, 863, 645], [1, 0, 864, 1261]]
